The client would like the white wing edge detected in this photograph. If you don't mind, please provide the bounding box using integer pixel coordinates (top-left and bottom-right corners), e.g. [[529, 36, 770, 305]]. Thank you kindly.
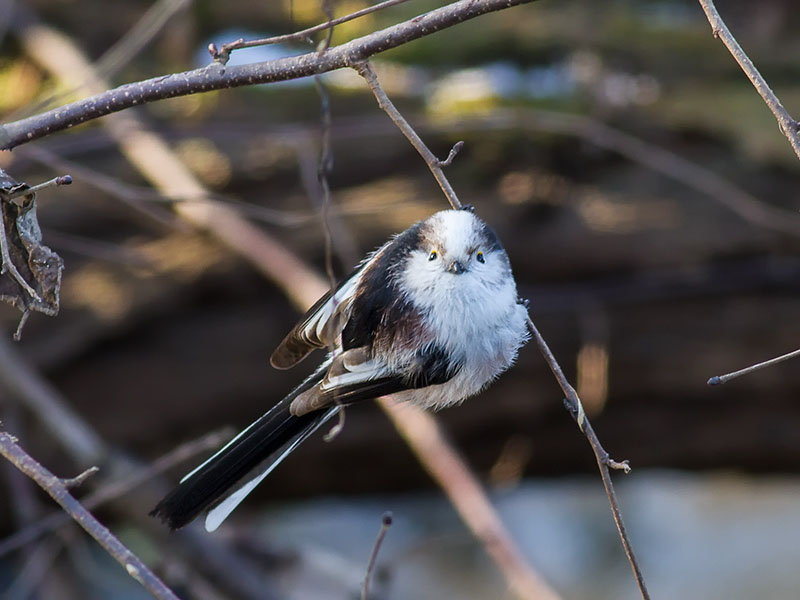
[[308, 274, 361, 343], [203, 406, 339, 532], [180, 418, 261, 484]]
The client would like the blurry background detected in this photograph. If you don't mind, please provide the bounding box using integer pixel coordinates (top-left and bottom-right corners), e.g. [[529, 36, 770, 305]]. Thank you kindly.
[[1, 0, 800, 598]]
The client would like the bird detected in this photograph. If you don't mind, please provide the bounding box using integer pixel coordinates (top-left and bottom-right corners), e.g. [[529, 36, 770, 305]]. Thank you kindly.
[[150, 207, 529, 531]]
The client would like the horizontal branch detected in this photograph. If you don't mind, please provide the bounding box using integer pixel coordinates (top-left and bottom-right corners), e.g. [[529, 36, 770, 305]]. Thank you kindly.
[[0, 0, 536, 150]]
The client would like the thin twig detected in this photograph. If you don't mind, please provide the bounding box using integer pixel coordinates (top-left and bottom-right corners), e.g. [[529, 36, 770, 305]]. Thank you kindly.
[[59, 466, 98, 489], [361, 511, 393, 600], [314, 74, 337, 291], [4, 175, 72, 200], [355, 60, 463, 210], [525, 315, 649, 600], [1, 0, 541, 150], [708, 347, 800, 386], [697, 0, 800, 161], [0, 430, 181, 600], [209, 0, 413, 64]]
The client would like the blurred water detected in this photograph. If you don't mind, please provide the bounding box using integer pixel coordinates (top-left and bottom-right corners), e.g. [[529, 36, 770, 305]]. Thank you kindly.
[[257, 471, 800, 599]]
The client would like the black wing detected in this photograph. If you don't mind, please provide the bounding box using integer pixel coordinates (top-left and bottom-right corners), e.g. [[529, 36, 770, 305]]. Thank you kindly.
[[271, 221, 425, 369]]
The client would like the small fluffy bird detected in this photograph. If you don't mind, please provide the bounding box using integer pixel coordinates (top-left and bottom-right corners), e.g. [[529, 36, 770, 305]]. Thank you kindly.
[[151, 208, 529, 531]]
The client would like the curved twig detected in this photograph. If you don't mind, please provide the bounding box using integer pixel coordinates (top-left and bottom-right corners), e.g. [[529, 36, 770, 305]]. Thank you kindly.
[[353, 54, 649, 600], [361, 511, 393, 600]]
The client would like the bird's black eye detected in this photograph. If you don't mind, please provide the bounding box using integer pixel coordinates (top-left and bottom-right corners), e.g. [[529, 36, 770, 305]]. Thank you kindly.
[[476, 251, 485, 263], [429, 250, 438, 261]]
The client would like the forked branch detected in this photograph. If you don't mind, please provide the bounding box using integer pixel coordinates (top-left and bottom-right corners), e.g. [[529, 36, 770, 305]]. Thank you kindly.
[[0, 429, 180, 600]]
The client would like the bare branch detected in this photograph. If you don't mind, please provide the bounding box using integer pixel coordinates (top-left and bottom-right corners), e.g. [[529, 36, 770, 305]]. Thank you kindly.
[[210, 0, 412, 64], [5, 175, 71, 200], [525, 315, 649, 600], [708, 347, 800, 386], [0, 0, 539, 150], [15, 26, 557, 599], [351, 54, 646, 597], [0, 430, 180, 600], [697, 0, 800, 161], [0, 427, 232, 557], [355, 61, 463, 210], [361, 511, 393, 600]]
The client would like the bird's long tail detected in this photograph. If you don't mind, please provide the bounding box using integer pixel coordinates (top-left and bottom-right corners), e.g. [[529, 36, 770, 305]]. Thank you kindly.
[[150, 370, 336, 531]]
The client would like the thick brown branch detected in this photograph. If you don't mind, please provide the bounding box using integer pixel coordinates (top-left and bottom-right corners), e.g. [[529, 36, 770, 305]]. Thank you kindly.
[[0, 0, 538, 150], [381, 396, 561, 600]]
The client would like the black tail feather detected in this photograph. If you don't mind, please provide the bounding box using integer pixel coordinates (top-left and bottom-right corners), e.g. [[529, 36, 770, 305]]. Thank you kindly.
[[151, 372, 331, 530]]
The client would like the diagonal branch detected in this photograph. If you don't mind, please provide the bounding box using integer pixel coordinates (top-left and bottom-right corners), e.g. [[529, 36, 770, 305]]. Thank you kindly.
[[382, 397, 561, 600], [0, 430, 180, 600], [697, 0, 800, 162], [526, 316, 649, 600], [355, 61, 464, 210], [354, 55, 650, 600], [708, 347, 800, 386], [0, 0, 539, 150]]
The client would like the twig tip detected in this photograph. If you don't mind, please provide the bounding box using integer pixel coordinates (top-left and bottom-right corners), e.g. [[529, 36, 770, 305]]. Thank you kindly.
[[707, 375, 722, 386], [60, 465, 99, 489]]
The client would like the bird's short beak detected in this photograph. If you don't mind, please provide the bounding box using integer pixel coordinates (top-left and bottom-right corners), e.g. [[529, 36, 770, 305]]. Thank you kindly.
[[447, 260, 466, 275]]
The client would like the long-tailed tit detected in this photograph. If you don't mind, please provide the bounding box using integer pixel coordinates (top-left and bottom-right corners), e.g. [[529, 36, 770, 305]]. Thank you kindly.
[[151, 208, 529, 531]]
